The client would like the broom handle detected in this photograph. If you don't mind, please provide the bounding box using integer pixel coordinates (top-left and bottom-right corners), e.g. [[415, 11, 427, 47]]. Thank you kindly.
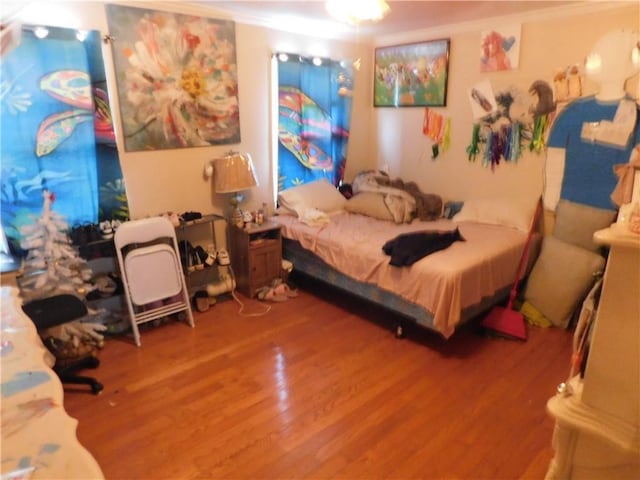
[[507, 199, 542, 310]]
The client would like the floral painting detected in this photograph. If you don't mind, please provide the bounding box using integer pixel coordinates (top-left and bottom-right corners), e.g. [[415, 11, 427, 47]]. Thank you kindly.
[[105, 4, 240, 151], [480, 24, 521, 72]]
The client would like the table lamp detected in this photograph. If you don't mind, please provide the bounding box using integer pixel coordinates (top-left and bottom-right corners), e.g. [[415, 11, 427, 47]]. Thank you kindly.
[[211, 151, 258, 228]]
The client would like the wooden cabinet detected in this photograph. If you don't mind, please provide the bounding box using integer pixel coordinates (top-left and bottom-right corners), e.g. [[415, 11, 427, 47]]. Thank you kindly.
[[545, 226, 640, 479], [230, 222, 282, 297]]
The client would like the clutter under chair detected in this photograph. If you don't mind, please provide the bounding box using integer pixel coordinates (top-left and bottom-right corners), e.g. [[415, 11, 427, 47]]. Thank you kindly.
[[22, 293, 104, 395]]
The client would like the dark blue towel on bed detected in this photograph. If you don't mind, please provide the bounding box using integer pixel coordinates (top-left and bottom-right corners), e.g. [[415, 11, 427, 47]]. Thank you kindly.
[[382, 228, 466, 267]]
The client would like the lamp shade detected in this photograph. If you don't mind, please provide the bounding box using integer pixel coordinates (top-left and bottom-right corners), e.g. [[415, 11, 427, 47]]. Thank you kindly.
[[213, 152, 258, 193]]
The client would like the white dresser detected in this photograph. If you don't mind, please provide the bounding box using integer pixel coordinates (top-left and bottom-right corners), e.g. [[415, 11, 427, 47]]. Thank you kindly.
[[545, 225, 640, 479]]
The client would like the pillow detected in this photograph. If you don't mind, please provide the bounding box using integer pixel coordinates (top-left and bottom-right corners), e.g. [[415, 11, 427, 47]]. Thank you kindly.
[[524, 236, 605, 328], [277, 179, 346, 216], [443, 201, 464, 219], [452, 198, 536, 232], [344, 192, 394, 221], [274, 205, 296, 216], [553, 199, 616, 252]]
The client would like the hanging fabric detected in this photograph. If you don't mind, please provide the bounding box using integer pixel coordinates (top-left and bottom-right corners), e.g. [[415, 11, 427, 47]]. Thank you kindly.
[[467, 124, 481, 161], [466, 83, 551, 170], [423, 108, 452, 159], [530, 114, 549, 153], [0, 26, 128, 252], [509, 122, 522, 161], [276, 54, 353, 192]]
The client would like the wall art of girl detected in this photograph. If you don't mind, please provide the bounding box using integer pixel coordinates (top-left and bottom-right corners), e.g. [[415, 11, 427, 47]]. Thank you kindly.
[[480, 30, 516, 72]]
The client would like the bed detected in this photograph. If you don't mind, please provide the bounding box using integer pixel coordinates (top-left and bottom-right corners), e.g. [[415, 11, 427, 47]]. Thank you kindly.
[[273, 175, 540, 339]]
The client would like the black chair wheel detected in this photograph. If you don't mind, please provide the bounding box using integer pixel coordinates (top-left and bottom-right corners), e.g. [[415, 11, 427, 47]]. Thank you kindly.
[[87, 356, 100, 369], [91, 382, 104, 395]]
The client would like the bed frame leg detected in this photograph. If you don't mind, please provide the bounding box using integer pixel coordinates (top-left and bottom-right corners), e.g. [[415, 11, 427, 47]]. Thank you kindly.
[[395, 324, 405, 339]]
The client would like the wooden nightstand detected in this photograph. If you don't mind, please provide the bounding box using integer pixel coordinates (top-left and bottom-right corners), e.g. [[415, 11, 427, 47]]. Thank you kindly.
[[230, 221, 282, 297]]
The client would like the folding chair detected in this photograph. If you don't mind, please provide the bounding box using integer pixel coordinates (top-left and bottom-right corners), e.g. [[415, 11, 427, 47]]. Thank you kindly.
[[114, 216, 194, 346]]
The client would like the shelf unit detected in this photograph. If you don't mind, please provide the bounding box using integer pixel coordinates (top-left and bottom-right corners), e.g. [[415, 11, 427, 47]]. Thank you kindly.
[[545, 225, 640, 479], [77, 237, 115, 260], [175, 214, 227, 296]]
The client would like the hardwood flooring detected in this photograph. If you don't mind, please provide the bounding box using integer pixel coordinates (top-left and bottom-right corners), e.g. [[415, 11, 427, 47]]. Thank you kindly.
[[64, 277, 573, 479]]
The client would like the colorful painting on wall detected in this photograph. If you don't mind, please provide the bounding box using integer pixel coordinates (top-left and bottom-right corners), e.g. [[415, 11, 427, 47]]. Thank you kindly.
[[480, 24, 521, 72], [374, 39, 450, 107], [105, 4, 240, 151]]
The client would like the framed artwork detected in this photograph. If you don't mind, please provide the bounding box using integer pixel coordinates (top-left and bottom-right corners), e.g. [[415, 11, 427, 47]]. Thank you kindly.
[[480, 24, 521, 72], [374, 38, 450, 108], [105, 4, 240, 151]]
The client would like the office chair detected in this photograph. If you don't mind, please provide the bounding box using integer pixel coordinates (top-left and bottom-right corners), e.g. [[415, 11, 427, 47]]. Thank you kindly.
[[22, 293, 104, 394], [114, 216, 195, 347]]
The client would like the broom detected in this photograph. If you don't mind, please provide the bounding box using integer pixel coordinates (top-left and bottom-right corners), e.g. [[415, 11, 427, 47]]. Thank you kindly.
[[481, 199, 542, 340]]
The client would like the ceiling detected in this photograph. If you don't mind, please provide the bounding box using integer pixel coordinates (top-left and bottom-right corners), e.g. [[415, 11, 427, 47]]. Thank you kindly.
[[195, 1, 582, 39]]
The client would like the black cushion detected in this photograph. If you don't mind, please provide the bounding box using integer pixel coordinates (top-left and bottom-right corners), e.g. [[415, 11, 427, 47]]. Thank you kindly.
[[22, 294, 88, 330]]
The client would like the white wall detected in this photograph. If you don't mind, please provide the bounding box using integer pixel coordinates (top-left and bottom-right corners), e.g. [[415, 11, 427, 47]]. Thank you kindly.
[[11, 1, 371, 219], [372, 2, 639, 206], [10, 1, 639, 219]]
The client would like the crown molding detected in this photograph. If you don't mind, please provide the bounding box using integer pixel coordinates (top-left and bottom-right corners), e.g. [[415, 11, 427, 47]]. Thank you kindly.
[[374, 1, 637, 47]]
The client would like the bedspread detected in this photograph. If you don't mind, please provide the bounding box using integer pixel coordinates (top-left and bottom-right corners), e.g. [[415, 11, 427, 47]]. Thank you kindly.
[[274, 212, 530, 338]]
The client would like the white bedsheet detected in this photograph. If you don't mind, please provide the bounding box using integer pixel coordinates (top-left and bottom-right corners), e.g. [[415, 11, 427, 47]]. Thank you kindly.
[[274, 212, 530, 338]]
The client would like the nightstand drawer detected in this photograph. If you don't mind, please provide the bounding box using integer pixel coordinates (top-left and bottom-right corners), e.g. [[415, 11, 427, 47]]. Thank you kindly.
[[249, 238, 280, 250]]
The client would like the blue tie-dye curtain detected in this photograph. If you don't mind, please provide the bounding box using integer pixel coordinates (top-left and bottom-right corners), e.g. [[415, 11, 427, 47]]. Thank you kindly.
[[277, 55, 353, 191], [0, 27, 127, 254]]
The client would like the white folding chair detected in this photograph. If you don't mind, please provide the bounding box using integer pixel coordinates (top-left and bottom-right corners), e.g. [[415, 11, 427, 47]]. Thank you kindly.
[[114, 216, 194, 346]]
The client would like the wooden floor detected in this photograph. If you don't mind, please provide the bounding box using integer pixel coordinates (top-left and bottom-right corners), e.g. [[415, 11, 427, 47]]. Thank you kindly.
[[64, 277, 573, 479]]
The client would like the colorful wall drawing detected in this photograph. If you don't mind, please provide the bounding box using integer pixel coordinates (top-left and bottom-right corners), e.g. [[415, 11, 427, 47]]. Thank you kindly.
[[480, 25, 521, 72], [468, 79, 497, 120], [105, 4, 240, 151]]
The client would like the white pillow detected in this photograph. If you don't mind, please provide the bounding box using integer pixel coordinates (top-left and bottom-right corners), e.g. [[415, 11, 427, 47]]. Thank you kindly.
[[277, 179, 346, 216], [344, 192, 394, 222], [553, 199, 616, 252], [452, 198, 536, 232], [274, 205, 296, 216]]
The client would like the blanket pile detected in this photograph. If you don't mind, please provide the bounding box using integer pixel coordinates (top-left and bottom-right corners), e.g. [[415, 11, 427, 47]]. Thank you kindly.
[[352, 171, 443, 223]]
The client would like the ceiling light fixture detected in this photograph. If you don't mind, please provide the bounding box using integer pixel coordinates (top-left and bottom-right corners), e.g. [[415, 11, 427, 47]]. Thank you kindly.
[[33, 26, 49, 39], [325, 0, 390, 25]]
